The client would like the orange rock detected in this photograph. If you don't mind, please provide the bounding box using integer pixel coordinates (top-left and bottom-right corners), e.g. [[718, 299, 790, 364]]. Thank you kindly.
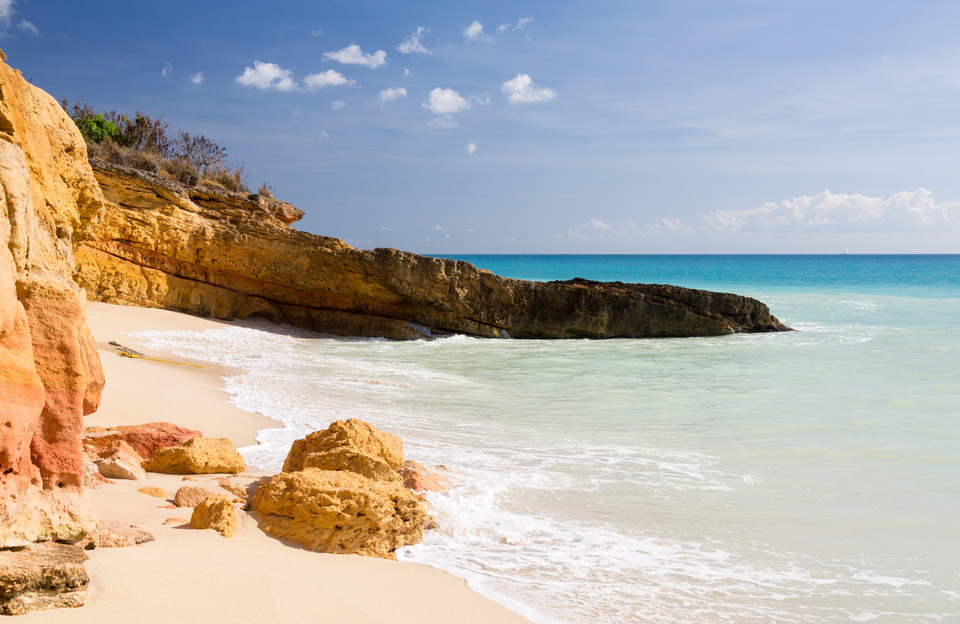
[[162, 517, 188, 526], [142, 437, 245, 475], [0, 57, 105, 546], [91, 521, 154, 548], [189, 495, 237, 538], [136, 487, 167, 498], [173, 486, 215, 508], [283, 419, 404, 483]]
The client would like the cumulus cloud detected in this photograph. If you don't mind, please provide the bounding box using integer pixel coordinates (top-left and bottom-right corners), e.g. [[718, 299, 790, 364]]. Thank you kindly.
[[466, 142, 477, 154], [464, 20, 490, 42], [706, 189, 959, 233], [423, 88, 470, 114], [323, 44, 387, 68], [502, 73, 556, 104], [397, 26, 430, 54], [236, 61, 297, 91], [331, 100, 346, 110], [378, 87, 407, 106], [304, 69, 354, 90], [17, 19, 36, 35], [189, 72, 204, 85]]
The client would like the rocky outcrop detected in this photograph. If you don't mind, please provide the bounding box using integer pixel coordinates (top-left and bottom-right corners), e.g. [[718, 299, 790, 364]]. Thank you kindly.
[[251, 469, 429, 558], [142, 437, 245, 475], [251, 420, 430, 559], [82, 422, 202, 460], [74, 160, 788, 340], [0, 543, 90, 614], [189, 494, 237, 538], [0, 59, 105, 546], [283, 419, 405, 483]]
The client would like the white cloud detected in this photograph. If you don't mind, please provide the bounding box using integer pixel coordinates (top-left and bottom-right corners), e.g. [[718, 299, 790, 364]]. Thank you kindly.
[[397, 26, 430, 54], [590, 218, 612, 231], [706, 189, 959, 233], [568, 217, 688, 241], [423, 88, 470, 114], [17, 19, 36, 35], [0, 0, 13, 26], [304, 69, 354, 90], [161, 62, 173, 78], [235, 61, 297, 91], [378, 87, 407, 106], [331, 100, 346, 110], [502, 73, 556, 104], [498, 17, 533, 34], [464, 20, 491, 43], [466, 142, 477, 154], [404, 68, 410, 77], [189, 72, 204, 85], [323, 44, 387, 68], [311, 28, 323, 37]]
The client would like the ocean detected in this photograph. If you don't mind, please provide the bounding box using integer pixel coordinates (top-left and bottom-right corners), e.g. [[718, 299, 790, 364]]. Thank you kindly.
[[130, 254, 960, 623]]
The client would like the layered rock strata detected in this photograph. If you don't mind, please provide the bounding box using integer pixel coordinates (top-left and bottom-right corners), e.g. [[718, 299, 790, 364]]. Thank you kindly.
[[0, 543, 89, 614], [75, 161, 789, 340], [0, 59, 105, 546]]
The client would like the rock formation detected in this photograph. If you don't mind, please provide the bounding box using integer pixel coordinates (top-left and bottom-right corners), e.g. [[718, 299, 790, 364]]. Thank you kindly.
[[82, 422, 202, 459], [0, 542, 90, 614], [0, 58, 105, 546], [251, 420, 430, 559], [189, 494, 237, 538], [74, 160, 789, 340], [283, 419, 405, 483], [142, 437, 245, 475]]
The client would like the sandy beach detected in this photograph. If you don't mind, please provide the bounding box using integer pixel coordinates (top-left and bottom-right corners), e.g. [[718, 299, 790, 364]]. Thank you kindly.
[[22, 302, 529, 623]]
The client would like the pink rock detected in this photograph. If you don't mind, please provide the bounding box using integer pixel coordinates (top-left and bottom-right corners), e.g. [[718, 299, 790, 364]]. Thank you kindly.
[[82, 422, 202, 460], [92, 521, 154, 548], [400, 469, 449, 494]]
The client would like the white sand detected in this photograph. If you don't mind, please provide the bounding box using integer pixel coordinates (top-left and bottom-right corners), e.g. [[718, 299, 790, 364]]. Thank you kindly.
[[23, 302, 529, 623]]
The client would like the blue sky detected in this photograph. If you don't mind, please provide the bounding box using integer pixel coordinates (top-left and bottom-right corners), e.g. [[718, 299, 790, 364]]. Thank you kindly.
[[4, 0, 960, 253]]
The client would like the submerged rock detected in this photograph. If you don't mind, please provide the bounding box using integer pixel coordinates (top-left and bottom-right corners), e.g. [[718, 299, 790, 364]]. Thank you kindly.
[[0, 543, 90, 614], [142, 437, 245, 475]]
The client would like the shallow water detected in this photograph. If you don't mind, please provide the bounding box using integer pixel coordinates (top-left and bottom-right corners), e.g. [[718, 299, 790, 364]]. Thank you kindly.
[[131, 255, 960, 623]]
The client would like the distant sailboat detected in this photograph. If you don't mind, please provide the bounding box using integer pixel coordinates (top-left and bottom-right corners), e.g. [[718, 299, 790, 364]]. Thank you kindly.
[[841, 247, 849, 255]]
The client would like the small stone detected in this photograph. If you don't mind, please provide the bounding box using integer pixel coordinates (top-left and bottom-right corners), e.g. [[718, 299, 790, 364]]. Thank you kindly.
[[163, 517, 189, 526], [173, 485, 215, 508], [136, 486, 167, 498], [92, 521, 154, 548], [157, 504, 177, 510], [189, 495, 237, 538]]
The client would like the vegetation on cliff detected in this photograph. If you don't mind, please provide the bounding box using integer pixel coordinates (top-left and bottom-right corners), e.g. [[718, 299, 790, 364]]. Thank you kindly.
[[61, 100, 251, 194]]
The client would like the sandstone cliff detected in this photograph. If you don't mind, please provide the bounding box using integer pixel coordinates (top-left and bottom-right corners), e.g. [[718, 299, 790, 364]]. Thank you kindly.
[[75, 162, 788, 339], [0, 59, 105, 546]]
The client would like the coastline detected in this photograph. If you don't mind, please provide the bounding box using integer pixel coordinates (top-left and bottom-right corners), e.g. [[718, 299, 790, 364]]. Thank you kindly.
[[23, 301, 530, 623]]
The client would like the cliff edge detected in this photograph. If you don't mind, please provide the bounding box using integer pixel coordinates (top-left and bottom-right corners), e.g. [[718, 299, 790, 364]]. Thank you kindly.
[[75, 162, 788, 340], [0, 59, 105, 546]]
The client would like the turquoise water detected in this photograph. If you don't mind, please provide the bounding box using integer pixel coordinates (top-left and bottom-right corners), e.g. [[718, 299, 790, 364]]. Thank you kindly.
[[132, 255, 960, 623]]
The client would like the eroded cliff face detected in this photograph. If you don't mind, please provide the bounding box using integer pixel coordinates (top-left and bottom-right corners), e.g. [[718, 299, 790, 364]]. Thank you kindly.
[[0, 60, 105, 546], [76, 162, 788, 339]]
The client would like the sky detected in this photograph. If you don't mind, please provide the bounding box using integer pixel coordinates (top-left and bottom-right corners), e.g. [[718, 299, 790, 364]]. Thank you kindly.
[[3, 0, 960, 254]]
